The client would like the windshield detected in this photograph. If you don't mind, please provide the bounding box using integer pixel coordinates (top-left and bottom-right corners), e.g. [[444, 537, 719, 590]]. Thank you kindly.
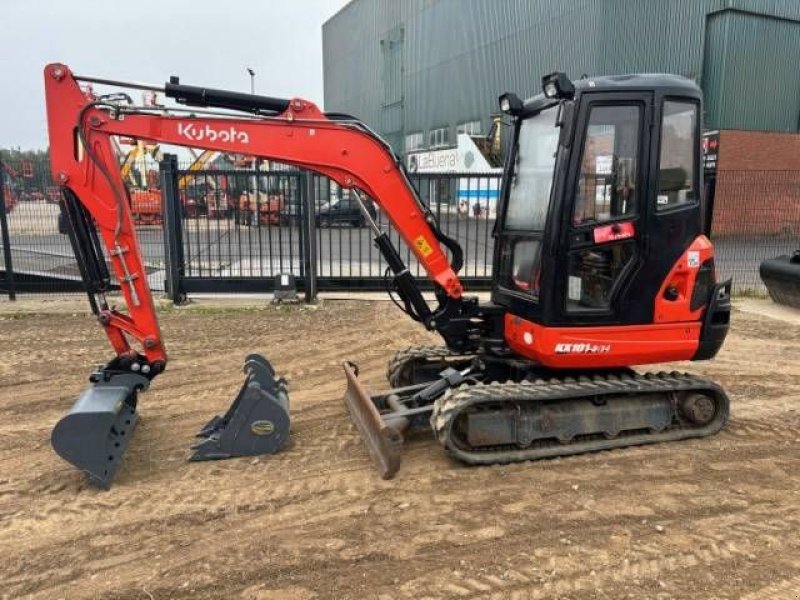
[[504, 106, 560, 231]]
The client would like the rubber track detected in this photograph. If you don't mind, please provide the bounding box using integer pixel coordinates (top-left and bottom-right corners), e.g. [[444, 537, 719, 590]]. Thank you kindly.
[[431, 371, 730, 466], [386, 345, 473, 387]]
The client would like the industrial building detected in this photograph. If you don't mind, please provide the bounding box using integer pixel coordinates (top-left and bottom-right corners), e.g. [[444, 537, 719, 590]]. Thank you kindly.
[[322, 0, 800, 156]]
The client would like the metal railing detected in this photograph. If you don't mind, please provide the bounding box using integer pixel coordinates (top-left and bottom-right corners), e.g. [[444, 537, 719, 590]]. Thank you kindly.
[[1, 156, 798, 300]]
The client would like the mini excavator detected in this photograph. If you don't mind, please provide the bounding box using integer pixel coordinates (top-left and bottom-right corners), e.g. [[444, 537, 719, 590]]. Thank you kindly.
[[44, 64, 731, 486]]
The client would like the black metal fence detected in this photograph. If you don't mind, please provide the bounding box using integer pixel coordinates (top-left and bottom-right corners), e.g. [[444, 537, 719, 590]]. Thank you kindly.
[[1, 155, 798, 301], [157, 159, 500, 296]]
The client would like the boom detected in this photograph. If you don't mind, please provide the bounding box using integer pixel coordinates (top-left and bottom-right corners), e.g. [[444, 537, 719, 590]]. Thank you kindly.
[[45, 63, 470, 377]]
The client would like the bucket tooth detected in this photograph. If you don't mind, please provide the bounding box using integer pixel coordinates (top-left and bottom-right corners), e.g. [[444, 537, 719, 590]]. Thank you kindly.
[[342, 361, 404, 479], [189, 354, 290, 461], [51, 372, 150, 489]]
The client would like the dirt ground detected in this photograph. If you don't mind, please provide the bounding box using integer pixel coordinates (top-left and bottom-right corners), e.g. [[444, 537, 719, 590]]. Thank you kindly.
[[1, 297, 799, 599]]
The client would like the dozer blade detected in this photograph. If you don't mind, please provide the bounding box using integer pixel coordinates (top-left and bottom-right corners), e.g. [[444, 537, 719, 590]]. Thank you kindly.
[[51, 372, 150, 489], [342, 361, 404, 479], [760, 251, 800, 309], [189, 353, 290, 461]]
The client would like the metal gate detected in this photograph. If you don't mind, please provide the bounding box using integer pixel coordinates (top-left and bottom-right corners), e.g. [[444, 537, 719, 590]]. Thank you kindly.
[[162, 156, 498, 301], [161, 156, 315, 300]]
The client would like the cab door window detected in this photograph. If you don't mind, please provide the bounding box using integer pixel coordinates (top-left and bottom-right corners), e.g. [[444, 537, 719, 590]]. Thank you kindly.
[[573, 105, 641, 225], [566, 103, 642, 313]]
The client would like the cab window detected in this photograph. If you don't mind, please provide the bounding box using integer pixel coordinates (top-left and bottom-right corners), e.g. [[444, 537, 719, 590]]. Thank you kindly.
[[573, 105, 641, 225], [505, 106, 560, 231], [657, 101, 697, 210]]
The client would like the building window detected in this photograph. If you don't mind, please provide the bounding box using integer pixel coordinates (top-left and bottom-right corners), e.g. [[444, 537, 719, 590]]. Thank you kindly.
[[428, 126, 450, 148], [405, 131, 424, 152], [457, 120, 482, 136]]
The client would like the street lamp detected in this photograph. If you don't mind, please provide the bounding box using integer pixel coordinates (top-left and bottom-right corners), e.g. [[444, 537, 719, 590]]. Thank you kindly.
[[245, 68, 258, 183], [246, 68, 255, 94]]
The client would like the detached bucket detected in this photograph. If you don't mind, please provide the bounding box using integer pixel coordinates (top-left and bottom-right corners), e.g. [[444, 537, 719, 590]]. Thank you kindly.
[[189, 354, 290, 461], [760, 251, 800, 309], [51, 372, 150, 489]]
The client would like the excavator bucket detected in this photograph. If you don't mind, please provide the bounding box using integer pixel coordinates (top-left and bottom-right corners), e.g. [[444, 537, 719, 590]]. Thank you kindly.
[[51, 372, 150, 489], [189, 354, 290, 461], [760, 250, 800, 309], [342, 361, 406, 479]]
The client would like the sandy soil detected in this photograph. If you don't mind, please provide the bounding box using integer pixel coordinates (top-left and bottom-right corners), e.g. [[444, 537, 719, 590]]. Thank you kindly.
[[0, 298, 799, 599]]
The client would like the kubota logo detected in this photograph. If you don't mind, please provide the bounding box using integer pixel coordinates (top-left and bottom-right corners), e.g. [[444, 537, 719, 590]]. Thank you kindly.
[[177, 123, 249, 144]]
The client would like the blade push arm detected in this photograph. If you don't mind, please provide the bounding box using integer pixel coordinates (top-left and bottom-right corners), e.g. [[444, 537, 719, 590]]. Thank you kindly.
[[44, 63, 465, 373]]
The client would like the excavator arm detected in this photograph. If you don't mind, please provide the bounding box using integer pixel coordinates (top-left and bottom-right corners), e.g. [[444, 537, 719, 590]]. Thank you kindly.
[[45, 63, 469, 372], [44, 63, 485, 487]]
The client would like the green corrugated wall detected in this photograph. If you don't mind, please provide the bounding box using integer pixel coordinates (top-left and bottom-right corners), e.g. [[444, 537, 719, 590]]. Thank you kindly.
[[703, 4, 800, 131], [322, 0, 800, 153]]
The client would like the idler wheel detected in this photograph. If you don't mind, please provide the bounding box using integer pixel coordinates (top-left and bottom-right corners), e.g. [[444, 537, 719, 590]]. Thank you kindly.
[[680, 393, 716, 426]]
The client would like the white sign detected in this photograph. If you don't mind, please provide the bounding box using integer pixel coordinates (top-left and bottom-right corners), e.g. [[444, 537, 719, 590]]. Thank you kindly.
[[408, 148, 459, 173]]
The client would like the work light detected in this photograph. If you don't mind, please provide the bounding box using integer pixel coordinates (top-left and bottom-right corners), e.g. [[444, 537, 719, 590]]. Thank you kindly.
[[498, 92, 523, 116], [541, 72, 575, 99]]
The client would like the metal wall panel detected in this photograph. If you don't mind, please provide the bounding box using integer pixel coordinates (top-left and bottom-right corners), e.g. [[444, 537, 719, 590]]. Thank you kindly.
[[703, 9, 800, 131], [707, 0, 800, 22], [323, 0, 800, 152], [597, 0, 706, 78]]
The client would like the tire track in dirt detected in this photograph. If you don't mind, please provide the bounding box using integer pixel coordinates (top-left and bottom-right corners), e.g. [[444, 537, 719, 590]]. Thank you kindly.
[[381, 502, 800, 599], [740, 576, 800, 600], [2, 300, 799, 599]]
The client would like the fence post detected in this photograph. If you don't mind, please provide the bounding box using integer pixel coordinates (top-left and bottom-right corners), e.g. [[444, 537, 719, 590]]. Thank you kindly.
[[0, 159, 16, 301], [301, 170, 318, 303], [160, 154, 185, 304]]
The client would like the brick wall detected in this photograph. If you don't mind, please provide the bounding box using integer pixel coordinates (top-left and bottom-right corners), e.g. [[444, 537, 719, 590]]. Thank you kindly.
[[711, 130, 800, 237]]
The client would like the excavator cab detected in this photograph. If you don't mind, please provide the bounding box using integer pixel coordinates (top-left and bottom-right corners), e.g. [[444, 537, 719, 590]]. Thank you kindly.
[[493, 74, 730, 365], [346, 73, 732, 478]]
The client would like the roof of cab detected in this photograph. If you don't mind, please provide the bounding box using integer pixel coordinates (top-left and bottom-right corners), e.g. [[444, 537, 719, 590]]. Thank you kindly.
[[573, 73, 699, 93], [521, 73, 700, 115]]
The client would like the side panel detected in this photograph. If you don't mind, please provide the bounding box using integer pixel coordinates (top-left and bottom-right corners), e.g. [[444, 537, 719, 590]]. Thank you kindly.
[[653, 235, 714, 323], [504, 314, 700, 369]]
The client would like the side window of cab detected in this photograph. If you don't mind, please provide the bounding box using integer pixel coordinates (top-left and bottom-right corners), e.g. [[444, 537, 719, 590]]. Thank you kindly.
[[657, 101, 698, 211]]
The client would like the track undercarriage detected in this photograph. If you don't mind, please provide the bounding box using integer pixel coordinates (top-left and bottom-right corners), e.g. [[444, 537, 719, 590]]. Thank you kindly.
[[344, 346, 730, 479]]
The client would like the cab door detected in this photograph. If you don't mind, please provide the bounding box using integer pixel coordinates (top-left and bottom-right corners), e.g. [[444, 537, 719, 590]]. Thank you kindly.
[[553, 93, 653, 325]]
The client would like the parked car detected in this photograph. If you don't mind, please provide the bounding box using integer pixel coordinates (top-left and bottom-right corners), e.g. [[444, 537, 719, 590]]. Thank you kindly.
[[315, 196, 377, 227]]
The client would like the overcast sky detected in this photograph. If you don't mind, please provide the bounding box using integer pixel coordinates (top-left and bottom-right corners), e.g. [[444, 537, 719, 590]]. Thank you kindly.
[[0, 0, 349, 150]]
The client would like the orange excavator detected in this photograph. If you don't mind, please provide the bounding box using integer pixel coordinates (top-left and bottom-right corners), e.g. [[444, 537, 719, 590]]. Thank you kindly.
[[45, 64, 732, 487]]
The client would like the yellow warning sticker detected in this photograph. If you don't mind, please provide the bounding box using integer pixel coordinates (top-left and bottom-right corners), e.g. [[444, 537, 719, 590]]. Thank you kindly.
[[413, 235, 434, 257]]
